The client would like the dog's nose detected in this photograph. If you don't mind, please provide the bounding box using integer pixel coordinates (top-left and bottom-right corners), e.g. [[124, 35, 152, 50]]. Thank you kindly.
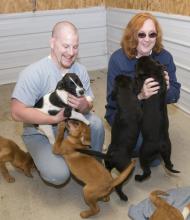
[[79, 90, 84, 95]]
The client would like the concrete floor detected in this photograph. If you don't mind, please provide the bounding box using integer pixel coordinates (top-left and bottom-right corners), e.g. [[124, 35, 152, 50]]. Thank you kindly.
[[0, 69, 190, 220]]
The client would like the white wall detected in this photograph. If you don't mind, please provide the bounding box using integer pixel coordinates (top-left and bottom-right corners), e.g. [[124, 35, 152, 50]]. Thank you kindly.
[[0, 7, 107, 84], [107, 8, 190, 114]]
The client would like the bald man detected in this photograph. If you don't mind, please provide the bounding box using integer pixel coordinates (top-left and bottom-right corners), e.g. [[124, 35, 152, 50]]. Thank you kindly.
[[11, 21, 105, 186]]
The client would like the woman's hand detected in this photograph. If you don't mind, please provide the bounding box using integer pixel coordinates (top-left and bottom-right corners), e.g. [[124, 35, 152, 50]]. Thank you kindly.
[[137, 77, 160, 100]]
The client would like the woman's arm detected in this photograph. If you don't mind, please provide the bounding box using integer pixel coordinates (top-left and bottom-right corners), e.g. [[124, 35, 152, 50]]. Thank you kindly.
[[165, 55, 181, 103]]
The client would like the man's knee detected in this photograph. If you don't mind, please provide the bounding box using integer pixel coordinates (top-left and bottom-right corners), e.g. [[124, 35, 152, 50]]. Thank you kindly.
[[90, 114, 104, 131], [39, 167, 70, 186]]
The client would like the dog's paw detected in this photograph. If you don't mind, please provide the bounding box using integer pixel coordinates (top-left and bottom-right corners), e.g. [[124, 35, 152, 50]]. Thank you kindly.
[[165, 164, 180, 173], [6, 176, 15, 183], [135, 174, 145, 182], [64, 108, 71, 117], [57, 122, 66, 132], [80, 211, 89, 219], [80, 207, 100, 218], [119, 194, 128, 201], [135, 173, 150, 182], [101, 196, 110, 202], [115, 187, 128, 201], [131, 159, 136, 166], [135, 174, 143, 182], [25, 172, 33, 178], [80, 210, 93, 218], [53, 147, 61, 155]]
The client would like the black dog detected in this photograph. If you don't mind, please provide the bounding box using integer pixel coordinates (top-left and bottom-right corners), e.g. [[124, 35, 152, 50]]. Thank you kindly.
[[134, 56, 180, 182], [34, 73, 89, 145], [78, 75, 141, 201]]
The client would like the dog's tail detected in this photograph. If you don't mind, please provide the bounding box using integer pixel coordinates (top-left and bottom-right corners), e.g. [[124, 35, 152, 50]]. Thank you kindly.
[[149, 190, 170, 209], [76, 149, 108, 160], [182, 203, 190, 220], [111, 160, 136, 188]]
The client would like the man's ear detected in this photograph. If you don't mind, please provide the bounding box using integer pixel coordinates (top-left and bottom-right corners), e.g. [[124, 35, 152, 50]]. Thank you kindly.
[[50, 38, 55, 49]]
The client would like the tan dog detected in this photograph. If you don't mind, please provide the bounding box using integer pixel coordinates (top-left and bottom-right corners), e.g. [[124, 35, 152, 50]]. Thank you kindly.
[[53, 120, 136, 218], [0, 136, 35, 183], [150, 190, 190, 220]]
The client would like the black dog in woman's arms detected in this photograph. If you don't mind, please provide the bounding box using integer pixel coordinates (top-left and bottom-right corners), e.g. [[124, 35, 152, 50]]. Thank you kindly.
[[34, 73, 90, 145], [134, 56, 180, 182]]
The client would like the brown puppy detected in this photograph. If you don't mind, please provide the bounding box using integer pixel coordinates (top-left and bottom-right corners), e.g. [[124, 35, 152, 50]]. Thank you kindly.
[[150, 190, 190, 220], [53, 120, 136, 218], [0, 136, 35, 183]]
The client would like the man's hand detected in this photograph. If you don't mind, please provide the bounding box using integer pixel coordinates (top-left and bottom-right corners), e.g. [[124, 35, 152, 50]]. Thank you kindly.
[[137, 77, 160, 100], [53, 109, 66, 124], [67, 94, 91, 113]]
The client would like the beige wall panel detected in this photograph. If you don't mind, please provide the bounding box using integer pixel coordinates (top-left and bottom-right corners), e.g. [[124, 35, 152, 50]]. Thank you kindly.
[[0, 0, 189, 16], [36, 0, 105, 10], [147, 0, 190, 16], [105, 0, 147, 10], [105, 0, 190, 16], [0, 0, 33, 13]]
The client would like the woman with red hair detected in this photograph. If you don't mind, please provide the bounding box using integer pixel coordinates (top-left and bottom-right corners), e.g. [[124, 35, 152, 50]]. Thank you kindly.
[[105, 12, 181, 165]]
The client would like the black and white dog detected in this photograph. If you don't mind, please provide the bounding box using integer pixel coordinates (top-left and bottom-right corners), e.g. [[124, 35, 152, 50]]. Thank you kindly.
[[134, 56, 180, 182], [34, 73, 90, 145]]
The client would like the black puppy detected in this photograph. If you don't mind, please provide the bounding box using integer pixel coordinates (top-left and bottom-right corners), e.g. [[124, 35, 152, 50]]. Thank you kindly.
[[78, 75, 141, 201], [134, 56, 180, 182], [34, 73, 90, 145]]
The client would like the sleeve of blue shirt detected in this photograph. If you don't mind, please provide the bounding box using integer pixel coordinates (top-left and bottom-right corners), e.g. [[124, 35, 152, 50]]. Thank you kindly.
[[164, 52, 181, 103], [105, 51, 123, 126]]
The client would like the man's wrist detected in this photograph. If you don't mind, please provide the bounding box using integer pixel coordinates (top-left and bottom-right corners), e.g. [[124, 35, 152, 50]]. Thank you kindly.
[[83, 101, 93, 113]]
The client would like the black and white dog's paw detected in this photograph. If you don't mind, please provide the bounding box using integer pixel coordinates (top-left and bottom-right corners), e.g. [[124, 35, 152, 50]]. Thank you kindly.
[[64, 107, 72, 118]]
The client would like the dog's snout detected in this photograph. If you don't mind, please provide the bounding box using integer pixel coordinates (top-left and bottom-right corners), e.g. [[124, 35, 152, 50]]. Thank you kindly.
[[76, 87, 85, 96], [79, 89, 84, 95]]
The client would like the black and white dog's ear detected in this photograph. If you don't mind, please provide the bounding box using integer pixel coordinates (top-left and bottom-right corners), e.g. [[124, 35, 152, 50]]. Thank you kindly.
[[56, 79, 63, 89], [74, 75, 83, 87]]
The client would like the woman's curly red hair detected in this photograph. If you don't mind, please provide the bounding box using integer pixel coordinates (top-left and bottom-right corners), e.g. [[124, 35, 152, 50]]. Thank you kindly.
[[121, 12, 163, 59]]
